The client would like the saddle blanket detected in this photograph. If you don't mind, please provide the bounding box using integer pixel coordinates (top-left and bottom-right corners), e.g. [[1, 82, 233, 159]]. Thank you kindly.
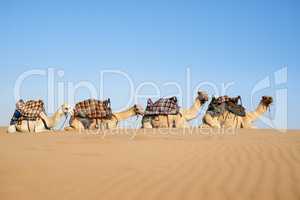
[[74, 99, 112, 119], [145, 97, 180, 116], [18, 100, 45, 121]]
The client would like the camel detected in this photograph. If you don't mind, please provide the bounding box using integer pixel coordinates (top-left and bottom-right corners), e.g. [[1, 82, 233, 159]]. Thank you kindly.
[[7, 103, 73, 133], [200, 96, 273, 128], [65, 104, 144, 131], [142, 91, 209, 128]]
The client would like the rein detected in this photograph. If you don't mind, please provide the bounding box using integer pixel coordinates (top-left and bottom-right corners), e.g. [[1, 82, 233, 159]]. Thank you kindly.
[[267, 105, 272, 120], [59, 113, 69, 131]]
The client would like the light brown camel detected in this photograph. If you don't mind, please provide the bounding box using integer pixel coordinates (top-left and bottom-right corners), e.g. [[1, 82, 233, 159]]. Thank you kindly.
[[65, 104, 144, 131], [200, 96, 273, 128], [142, 91, 209, 128], [7, 103, 73, 133]]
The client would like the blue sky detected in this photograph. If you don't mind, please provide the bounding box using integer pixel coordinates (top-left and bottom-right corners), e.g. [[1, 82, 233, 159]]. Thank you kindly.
[[0, 0, 299, 128]]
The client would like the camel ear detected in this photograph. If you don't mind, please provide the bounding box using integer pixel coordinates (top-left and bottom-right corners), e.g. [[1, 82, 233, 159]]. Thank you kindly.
[[261, 96, 267, 102]]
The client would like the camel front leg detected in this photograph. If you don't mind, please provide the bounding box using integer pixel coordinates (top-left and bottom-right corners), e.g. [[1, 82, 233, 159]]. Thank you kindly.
[[243, 124, 256, 129], [174, 115, 188, 128], [34, 120, 51, 133], [7, 125, 17, 133], [66, 118, 85, 132], [241, 119, 256, 129], [141, 116, 153, 128], [202, 114, 221, 128]]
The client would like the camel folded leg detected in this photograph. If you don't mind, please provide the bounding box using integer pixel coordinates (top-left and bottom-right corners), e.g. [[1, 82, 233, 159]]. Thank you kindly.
[[7, 125, 17, 133], [141, 116, 153, 128], [66, 118, 85, 132], [202, 114, 221, 128]]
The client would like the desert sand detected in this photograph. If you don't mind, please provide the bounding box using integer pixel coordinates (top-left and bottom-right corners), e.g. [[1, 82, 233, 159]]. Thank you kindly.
[[0, 128, 300, 200]]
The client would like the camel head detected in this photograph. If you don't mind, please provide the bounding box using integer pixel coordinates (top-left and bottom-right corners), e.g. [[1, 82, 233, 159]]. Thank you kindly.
[[196, 91, 209, 104], [132, 104, 144, 116], [261, 96, 273, 107], [60, 103, 73, 116]]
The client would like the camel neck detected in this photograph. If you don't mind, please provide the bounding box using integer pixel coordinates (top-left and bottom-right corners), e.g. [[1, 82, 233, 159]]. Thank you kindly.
[[46, 109, 64, 128], [246, 102, 268, 122], [182, 99, 203, 121], [255, 102, 268, 116], [114, 107, 136, 121]]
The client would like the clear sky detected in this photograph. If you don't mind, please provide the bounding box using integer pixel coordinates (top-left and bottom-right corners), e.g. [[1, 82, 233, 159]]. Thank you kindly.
[[0, 0, 299, 128]]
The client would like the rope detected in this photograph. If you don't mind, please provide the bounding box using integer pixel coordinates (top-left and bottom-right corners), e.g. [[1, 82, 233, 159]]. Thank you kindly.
[[59, 113, 69, 131], [268, 106, 272, 120]]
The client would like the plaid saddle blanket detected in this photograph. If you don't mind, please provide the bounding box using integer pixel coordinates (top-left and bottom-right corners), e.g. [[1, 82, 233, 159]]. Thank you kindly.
[[18, 100, 45, 120], [144, 97, 180, 116], [74, 99, 112, 119]]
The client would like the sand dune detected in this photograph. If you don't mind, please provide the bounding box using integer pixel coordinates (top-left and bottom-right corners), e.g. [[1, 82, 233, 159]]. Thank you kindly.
[[1, 128, 300, 200]]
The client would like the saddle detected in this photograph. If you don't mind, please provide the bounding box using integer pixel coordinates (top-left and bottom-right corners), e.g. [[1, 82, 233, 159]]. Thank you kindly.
[[206, 97, 226, 117], [144, 96, 180, 116], [74, 98, 112, 119], [18, 100, 45, 121], [226, 96, 246, 117], [207, 96, 246, 117]]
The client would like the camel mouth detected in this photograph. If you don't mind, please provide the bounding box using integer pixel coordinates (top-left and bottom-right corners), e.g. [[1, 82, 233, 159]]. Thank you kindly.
[[261, 96, 273, 106]]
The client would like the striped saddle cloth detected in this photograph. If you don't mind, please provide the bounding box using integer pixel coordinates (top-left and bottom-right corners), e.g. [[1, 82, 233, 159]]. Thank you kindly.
[[74, 99, 112, 119], [18, 100, 45, 121], [145, 96, 180, 116]]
